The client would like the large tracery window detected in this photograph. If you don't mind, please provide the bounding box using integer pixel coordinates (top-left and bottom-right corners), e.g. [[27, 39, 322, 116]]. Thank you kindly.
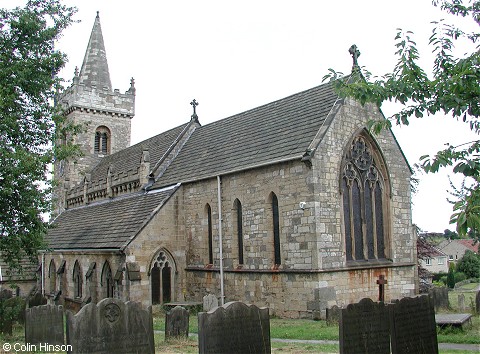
[[341, 134, 389, 262], [94, 126, 111, 155]]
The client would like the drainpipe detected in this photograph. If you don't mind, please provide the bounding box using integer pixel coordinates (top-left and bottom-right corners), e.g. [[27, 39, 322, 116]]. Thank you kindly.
[[217, 175, 225, 305], [41, 252, 45, 296]]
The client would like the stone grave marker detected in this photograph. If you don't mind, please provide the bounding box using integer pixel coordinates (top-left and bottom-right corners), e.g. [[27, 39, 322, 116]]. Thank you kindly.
[[198, 301, 271, 354], [428, 287, 449, 311], [476, 291, 480, 314], [66, 298, 154, 354], [458, 293, 465, 311], [326, 305, 341, 324], [339, 298, 390, 354], [390, 295, 438, 354], [27, 293, 48, 308], [25, 305, 64, 346], [165, 306, 189, 339], [202, 293, 218, 312], [0, 288, 13, 300]]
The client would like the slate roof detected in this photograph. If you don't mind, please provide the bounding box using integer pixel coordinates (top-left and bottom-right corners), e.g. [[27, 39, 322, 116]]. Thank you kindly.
[[417, 238, 446, 258], [47, 186, 178, 250], [153, 81, 340, 188], [87, 123, 189, 186]]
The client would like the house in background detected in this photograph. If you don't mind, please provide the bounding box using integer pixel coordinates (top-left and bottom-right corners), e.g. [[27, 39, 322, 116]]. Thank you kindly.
[[0, 254, 38, 296], [438, 239, 479, 263], [417, 238, 449, 275]]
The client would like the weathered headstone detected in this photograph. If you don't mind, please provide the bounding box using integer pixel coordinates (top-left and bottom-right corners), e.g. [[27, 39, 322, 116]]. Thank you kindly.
[[165, 306, 189, 339], [66, 298, 154, 354], [458, 293, 465, 311], [198, 301, 271, 354], [339, 298, 390, 354], [27, 293, 48, 308], [476, 291, 480, 314], [390, 295, 438, 354], [25, 305, 64, 346], [428, 287, 449, 311], [308, 286, 337, 320], [326, 305, 341, 324], [202, 293, 218, 312], [0, 288, 13, 300]]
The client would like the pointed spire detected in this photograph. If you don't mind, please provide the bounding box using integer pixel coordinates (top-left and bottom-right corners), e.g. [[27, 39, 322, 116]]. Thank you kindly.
[[78, 12, 112, 90]]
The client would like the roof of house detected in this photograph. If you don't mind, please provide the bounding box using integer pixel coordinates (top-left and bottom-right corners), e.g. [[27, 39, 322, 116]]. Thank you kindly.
[[438, 239, 479, 253], [47, 186, 178, 250], [0, 254, 38, 283], [153, 81, 340, 188], [417, 238, 447, 258], [455, 239, 479, 253]]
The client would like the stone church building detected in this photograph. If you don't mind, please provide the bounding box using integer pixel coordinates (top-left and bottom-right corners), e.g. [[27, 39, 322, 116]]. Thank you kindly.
[[43, 13, 417, 318]]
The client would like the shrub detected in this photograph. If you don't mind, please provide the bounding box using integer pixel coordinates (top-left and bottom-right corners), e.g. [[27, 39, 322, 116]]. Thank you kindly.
[[447, 263, 455, 288], [456, 250, 480, 279], [454, 272, 467, 283]]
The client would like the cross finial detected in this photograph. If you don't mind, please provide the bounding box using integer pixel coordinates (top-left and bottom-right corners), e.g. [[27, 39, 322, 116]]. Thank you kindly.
[[190, 99, 199, 121], [74, 66, 79, 77], [349, 44, 361, 68]]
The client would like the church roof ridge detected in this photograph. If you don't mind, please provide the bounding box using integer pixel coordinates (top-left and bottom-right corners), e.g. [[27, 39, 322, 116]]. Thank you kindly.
[[78, 12, 112, 90], [152, 80, 340, 188]]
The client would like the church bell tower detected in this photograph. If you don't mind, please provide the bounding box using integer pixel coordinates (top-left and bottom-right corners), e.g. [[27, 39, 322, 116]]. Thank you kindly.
[[53, 12, 135, 215]]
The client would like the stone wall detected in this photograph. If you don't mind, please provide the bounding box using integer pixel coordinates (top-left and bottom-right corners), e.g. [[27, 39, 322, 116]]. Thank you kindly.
[[42, 252, 124, 305], [123, 190, 188, 308]]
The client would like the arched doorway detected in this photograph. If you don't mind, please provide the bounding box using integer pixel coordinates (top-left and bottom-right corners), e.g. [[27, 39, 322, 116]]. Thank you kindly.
[[150, 249, 175, 305]]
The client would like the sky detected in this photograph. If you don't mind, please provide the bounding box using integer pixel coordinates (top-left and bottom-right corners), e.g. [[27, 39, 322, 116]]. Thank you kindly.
[[5, 0, 478, 233]]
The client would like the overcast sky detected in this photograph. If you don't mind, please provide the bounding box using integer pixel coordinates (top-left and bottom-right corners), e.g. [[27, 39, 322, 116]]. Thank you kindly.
[[6, 0, 478, 233]]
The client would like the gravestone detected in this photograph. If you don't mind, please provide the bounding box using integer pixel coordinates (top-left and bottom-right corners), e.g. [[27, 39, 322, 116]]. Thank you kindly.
[[27, 293, 48, 308], [198, 301, 271, 354], [458, 293, 465, 311], [339, 298, 390, 354], [390, 295, 438, 354], [165, 306, 189, 339], [0, 288, 13, 300], [25, 305, 64, 346], [203, 294, 218, 312], [326, 305, 341, 324], [308, 287, 336, 320], [428, 287, 449, 311], [66, 298, 154, 354], [476, 291, 480, 314]]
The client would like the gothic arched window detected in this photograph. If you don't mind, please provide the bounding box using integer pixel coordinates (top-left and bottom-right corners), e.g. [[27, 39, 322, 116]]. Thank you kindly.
[[101, 261, 114, 298], [48, 259, 56, 294], [150, 250, 175, 305], [73, 260, 82, 298], [271, 192, 281, 265], [233, 199, 244, 265], [94, 126, 111, 155], [206, 204, 213, 265], [341, 133, 390, 262]]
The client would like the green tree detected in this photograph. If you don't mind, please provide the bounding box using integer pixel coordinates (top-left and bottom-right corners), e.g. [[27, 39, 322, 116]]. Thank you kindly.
[[0, 0, 78, 279], [323, 0, 480, 239], [456, 249, 480, 278], [447, 262, 456, 288]]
